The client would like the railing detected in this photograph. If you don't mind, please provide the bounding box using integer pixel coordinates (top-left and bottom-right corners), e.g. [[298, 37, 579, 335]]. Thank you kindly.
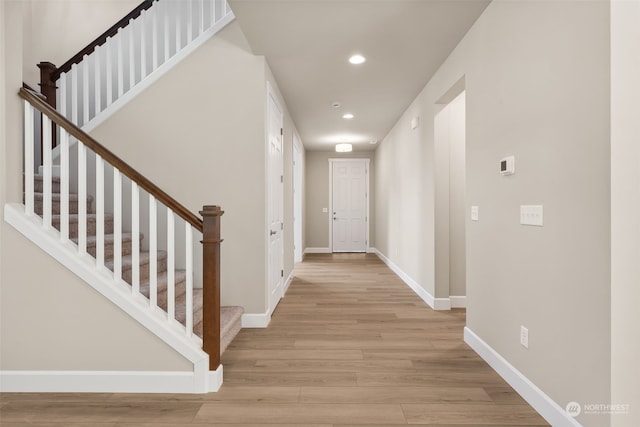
[[39, 0, 233, 130], [20, 86, 222, 370]]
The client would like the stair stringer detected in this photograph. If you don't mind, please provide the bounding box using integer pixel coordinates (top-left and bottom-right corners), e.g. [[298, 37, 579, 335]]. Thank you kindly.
[[3, 203, 222, 393]]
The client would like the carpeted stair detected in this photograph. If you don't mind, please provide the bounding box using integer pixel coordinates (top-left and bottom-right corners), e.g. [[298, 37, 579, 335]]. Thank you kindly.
[[29, 174, 243, 355]]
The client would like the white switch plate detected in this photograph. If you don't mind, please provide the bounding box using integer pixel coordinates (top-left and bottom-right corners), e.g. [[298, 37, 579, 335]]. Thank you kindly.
[[322, 207, 328, 213], [520, 205, 543, 226], [520, 325, 529, 348], [471, 206, 479, 221]]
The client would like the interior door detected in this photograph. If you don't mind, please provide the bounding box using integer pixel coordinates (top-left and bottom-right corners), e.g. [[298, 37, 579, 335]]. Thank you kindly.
[[331, 159, 368, 252], [268, 87, 284, 312]]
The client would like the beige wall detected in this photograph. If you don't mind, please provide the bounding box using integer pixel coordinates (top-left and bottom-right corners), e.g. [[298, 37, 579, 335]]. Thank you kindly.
[[1, 0, 191, 372], [23, 0, 139, 87], [611, 1, 640, 426], [375, 2, 610, 426], [305, 150, 375, 250]]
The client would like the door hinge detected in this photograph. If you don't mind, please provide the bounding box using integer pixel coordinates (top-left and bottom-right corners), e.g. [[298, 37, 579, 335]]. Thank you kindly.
[[280, 128, 284, 136], [281, 222, 284, 230], [281, 175, 284, 183], [281, 269, 284, 277]]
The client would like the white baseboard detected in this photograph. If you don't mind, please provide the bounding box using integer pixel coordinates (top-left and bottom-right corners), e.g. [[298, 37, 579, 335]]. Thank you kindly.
[[450, 295, 467, 308], [374, 249, 438, 310], [464, 327, 582, 427], [241, 312, 271, 328], [283, 270, 294, 294], [374, 249, 466, 311], [304, 247, 331, 254], [0, 365, 223, 394]]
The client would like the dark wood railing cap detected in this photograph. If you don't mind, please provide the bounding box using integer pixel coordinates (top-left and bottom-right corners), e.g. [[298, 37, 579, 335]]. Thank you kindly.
[[200, 206, 225, 216], [18, 86, 203, 232]]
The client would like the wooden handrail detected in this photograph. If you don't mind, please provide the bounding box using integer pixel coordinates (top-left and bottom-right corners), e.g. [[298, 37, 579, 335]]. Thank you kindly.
[[51, 0, 155, 81], [18, 86, 203, 231]]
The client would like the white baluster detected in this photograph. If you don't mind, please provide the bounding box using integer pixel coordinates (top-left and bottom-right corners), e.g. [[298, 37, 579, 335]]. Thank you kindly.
[[198, 0, 204, 37], [59, 73, 67, 118], [185, 223, 193, 336], [71, 64, 78, 124], [140, 10, 147, 79], [23, 102, 34, 216], [106, 38, 113, 106], [211, 0, 217, 26], [113, 170, 122, 281], [117, 28, 124, 98], [77, 143, 87, 254], [82, 58, 89, 126], [96, 154, 105, 267], [59, 130, 70, 242], [167, 209, 175, 321], [175, 1, 182, 52], [94, 46, 101, 116], [131, 181, 140, 294], [187, 0, 193, 43], [164, 1, 170, 61], [42, 116, 52, 230], [149, 195, 158, 307], [152, 5, 159, 71], [129, 19, 136, 88]]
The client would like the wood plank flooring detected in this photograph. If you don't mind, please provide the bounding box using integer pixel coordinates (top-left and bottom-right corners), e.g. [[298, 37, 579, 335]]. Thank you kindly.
[[0, 253, 549, 426]]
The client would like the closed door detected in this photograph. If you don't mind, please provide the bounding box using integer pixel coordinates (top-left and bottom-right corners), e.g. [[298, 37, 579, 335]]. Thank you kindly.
[[331, 159, 368, 252], [268, 86, 284, 311]]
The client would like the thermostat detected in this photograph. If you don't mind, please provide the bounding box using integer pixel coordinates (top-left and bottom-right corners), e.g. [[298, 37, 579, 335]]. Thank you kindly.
[[500, 156, 515, 175]]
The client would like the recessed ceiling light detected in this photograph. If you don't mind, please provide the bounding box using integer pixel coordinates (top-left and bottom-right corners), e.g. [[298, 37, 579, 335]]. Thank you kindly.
[[370, 140, 378, 145], [342, 113, 354, 119], [331, 101, 342, 108], [349, 54, 366, 65], [335, 143, 353, 153]]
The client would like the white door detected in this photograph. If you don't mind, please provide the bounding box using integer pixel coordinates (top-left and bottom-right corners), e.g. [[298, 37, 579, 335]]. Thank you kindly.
[[293, 136, 303, 263], [331, 159, 368, 252], [267, 86, 284, 311]]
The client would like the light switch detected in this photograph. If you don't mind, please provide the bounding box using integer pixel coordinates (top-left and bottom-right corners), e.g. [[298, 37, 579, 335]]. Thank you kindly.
[[322, 207, 328, 213], [520, 205, 543, 226], [471, 206, 479, 221]]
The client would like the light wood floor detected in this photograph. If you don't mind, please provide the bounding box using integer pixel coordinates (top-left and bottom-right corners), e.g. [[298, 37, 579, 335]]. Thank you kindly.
[[0, 253, 549, 426]]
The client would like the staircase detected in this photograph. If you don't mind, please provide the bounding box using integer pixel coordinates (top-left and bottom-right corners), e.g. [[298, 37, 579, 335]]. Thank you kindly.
[[31, 173, 243, 354]]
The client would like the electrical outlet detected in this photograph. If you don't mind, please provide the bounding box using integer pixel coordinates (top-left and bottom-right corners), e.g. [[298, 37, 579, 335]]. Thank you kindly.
[[471, 206, 479, 221], [520, 325, 529, 348]]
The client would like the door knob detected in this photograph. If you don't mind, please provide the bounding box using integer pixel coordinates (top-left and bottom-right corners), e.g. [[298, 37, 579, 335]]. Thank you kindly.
[[270, 230, 277, 236]]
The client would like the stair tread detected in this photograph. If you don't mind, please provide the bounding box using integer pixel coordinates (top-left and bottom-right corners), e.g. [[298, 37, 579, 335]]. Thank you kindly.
[[104, 250, 167, 269], [52, 213, 114, 221], [221, 306, 244, 337], [73, 233, 135, 246], [33, 192, 94, 202]]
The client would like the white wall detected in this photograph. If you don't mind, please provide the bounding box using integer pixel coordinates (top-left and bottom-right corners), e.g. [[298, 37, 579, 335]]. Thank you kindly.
[[611, 1, 640, 426], [1, 0, 192, 373], [375, 2, 610, 426]]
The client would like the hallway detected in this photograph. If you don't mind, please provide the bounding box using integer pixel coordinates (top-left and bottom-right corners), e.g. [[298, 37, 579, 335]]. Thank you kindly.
[[0, 254, 548, 425]]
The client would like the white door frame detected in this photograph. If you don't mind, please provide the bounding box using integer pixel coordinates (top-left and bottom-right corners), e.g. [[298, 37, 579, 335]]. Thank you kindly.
[[293, 133, 303, 263], [328, 158, 370, 253], [266, 81, 284, 314]]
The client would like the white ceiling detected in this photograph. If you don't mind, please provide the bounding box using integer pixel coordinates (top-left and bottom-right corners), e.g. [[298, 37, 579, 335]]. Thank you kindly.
[[229, 0, 490, 151]]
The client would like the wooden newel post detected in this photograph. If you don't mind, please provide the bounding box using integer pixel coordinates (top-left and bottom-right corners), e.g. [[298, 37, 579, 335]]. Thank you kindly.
[[200, 205, 223, 370], [37, 62, 58, 110], [38, 62, 58, 155]]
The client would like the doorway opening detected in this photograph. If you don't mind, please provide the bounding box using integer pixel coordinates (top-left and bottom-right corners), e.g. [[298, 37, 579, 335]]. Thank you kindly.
[[293, 134, 303, 263]]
